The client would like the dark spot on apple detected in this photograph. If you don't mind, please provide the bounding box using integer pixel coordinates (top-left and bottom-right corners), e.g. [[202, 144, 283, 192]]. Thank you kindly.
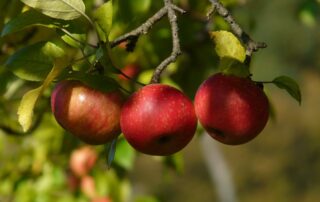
[[157, 135, 172, 144], [206, 127, 225, 138]]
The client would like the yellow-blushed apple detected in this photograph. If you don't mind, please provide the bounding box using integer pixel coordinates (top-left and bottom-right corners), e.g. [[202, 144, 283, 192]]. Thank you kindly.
[[51, 80, 124, 145]]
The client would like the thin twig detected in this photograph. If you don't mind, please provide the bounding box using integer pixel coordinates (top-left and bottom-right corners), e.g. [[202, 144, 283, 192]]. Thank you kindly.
[[209, 0, 267, 58], [109, 0, 185, 84], [150, 0, 184, 83], [114, 67, 146, 86], [60, 28, 97, 48], [110, 7, 168, 48]]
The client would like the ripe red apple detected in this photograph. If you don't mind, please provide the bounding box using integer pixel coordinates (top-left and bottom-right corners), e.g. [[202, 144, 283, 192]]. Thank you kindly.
[[51, 80, 124, 145], [194, 73, 269, 145], [69, 146, 97, 177], [120, 84, 197, 155]]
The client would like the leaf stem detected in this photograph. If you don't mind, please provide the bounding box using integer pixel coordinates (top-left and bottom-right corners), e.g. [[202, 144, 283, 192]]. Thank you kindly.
[[60, 28, 97, 48]]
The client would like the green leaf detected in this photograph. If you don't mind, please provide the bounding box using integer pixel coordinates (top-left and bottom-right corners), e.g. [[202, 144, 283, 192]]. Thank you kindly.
[[1, 9, 88, 49], [66, 71, 119, 93], [5, 41, 66, 81], [60, 32, 86, 48], [219, 57, 250, 78], [272, 76, 301, 105], [17, 86, 43, 132], [21, 0, 86, 20], [211, 31, 246, 62], [130, 0, 151, 13], [5, 42, 53, 81], [93, 1, 113, 42], [1, 10, 58, 37], [114, 137, 135, 170], [42, 41, 66, 58], [106, 138, 117, 168]]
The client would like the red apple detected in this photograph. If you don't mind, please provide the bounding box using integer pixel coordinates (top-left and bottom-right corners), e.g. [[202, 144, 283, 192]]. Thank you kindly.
[[81, 175, 97, 199], [67, 172, 80, 192], [91, 197, 112, 202], [51, 80, 124, 145], [194, 73, 269, 145], [118, 64, 140, 81], [120, 84, 197, 155], [69, 146, 97, 177]]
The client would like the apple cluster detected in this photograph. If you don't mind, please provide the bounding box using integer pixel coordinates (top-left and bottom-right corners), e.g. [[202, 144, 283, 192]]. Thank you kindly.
[[51, 72, 269, 156], [68, 146, 112, 202]]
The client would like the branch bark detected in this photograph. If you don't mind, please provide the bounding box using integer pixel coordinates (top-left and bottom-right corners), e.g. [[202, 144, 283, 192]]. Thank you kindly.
[[110, 7, 168, 48], [110, 0, 185, 84], [150, 0, 184, 83], [209, 0, 267, 58]]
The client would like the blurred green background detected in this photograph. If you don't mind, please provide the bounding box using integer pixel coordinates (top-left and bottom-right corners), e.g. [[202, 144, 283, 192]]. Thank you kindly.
[[1, 0, 320, 202]]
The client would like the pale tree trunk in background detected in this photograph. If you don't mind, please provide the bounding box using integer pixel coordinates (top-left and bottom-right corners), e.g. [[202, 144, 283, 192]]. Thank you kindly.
[[200, 134, 238, 202]]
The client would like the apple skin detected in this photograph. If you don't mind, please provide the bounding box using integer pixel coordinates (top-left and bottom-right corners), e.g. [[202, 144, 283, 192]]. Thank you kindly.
[[51, 80, 124, 145], [194, 73, 269, 145], [120, 84, 197, 156], [69, 146, 97, 177]]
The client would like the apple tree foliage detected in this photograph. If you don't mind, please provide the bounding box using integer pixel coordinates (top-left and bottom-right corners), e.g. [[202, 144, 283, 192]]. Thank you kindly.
[[0, 0, 310, 201]]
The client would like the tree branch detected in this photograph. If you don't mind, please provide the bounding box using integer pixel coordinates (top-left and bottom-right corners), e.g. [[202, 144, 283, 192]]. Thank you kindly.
[[110, 7, 168, 48], [110, 0, 185, 84], [209, 0, 267, 58], [110, 0, 262, 85], [150, 0, 184, 83]]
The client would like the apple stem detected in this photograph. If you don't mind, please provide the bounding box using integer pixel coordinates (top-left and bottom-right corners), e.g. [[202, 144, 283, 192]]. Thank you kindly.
[[115, 68, 146, 86], [118, 85, 132, 95]]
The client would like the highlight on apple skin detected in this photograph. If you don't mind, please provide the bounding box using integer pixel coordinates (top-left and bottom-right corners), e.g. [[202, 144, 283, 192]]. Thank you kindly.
[[51, 80, 124, 145], [194, 73, 269, 145], [120, 84, 198, 156]]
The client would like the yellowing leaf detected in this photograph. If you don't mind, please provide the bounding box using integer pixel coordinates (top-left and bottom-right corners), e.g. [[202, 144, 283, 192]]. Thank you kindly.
[[211, 31, 246, 62], [17, 60, 68, 132], [18, 86, 43, 132]]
